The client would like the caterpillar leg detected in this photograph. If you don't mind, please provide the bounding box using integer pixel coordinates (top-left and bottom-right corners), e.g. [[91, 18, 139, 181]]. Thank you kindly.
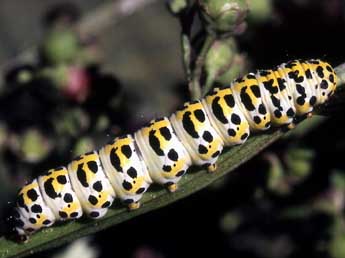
[[287, 123, 296, 130], [207, 163, 217, 173], [307, 112, 313, 118], [166, 183, 178, 193], [128, 202, 141, 210]]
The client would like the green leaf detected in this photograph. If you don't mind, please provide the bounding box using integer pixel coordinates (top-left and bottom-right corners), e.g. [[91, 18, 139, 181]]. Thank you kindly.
[[0, 129, 283, 258]]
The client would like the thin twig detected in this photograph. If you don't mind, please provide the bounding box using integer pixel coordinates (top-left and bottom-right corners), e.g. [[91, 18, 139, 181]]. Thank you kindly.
[[189, 34, 216, 100], [181, 34, 192, 86], [78, 0, 156, 36]]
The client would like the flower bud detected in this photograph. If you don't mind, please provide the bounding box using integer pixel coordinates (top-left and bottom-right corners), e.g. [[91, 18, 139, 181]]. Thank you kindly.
[[167, 0, 189, 14], [247, 0, 273, 23], [264, 153, 290, 195], [73, 137, 95, 156], [41, 65, 90, 103], [12, 129, 52, 163], [41, 29, 80, 65], [95, 115, 110, 132], [215, 54, 247, 85], [205, 39, 236, 86], [198, 0, 249, 33], [285, 148, 314, 179], [62, 66, 90, 103], [55, 108, 90, 137]]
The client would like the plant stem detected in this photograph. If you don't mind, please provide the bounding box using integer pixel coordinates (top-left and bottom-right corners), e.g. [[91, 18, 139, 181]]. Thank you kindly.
[[182, 34, 192, 85], [78, 0, 157, 36], [203, 73, 215, 96], [189, 34, 216, 100]]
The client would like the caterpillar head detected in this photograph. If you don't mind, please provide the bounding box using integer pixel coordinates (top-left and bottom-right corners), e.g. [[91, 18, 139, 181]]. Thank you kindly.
[[315, 61, 337, 105]]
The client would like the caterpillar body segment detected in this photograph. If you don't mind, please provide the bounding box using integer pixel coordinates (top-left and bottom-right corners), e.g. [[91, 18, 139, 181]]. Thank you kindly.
[[299, 61, 320, 104], [256, 68, 295, 126], [13, 179, 56, 237], [302, 60, 337, 104], [134, 117, 192, 192], [280, 60, 316, 115], [231, 73, 272, 131], [202, 87, 250, 146], [12, 59, 337, 240], [272, 68, 297, 122], [38, 167, 83, 220], [99, 134, 152, 209], [67, 151, 115, 219], [170, 100, 224, 172]]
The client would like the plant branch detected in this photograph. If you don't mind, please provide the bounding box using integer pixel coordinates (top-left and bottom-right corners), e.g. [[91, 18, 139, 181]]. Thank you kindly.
[[182, 34, 192, 86], [189, 34, 216, 100]]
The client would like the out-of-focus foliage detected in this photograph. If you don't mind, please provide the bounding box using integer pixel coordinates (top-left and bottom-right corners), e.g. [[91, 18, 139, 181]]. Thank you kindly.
[[198, 0, 249, 33]]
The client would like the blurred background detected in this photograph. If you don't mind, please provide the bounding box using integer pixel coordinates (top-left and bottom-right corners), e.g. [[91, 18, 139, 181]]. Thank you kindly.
[[1, 0, 345, 257]]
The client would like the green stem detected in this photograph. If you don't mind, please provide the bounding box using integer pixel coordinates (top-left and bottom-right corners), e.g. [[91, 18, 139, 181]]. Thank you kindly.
[[182, 34, 192, 85], [190, 34, 216, 100], [203, 73, 216, 96], [202, 51, 238, 97]]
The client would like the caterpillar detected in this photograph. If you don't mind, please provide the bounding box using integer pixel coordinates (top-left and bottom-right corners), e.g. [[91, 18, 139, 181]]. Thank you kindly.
[[11, 59, 337, 241]]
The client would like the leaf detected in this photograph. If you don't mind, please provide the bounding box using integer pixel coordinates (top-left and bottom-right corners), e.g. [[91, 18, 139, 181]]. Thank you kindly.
[[0, 129, 283, 258]]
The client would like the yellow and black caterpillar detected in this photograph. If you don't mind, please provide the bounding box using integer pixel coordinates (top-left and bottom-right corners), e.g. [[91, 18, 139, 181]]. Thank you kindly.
[[11, 59, 337, 240]]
